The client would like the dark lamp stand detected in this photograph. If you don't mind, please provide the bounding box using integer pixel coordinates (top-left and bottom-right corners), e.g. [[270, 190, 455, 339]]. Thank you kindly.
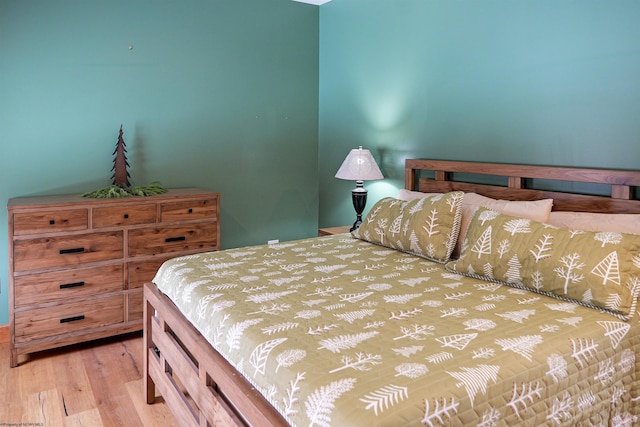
[[350, 181, 367, 231]]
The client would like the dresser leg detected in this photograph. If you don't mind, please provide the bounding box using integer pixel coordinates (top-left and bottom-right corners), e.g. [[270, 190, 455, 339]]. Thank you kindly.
[[10, 347, 19, 368]]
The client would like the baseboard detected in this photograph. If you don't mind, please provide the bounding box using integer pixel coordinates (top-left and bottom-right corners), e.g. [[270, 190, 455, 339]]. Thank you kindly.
[[0, 325, 8, 344]]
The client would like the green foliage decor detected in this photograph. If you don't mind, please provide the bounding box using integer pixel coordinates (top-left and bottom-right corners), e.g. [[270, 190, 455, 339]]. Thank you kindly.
[[82, 182, 167, 198]]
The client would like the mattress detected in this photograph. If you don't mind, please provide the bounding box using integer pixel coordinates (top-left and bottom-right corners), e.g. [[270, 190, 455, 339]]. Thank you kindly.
[[153, 233, 640, 426]]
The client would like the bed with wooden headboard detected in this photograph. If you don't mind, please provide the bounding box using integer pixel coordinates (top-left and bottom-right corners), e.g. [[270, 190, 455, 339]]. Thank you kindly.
[[144, 159, 640, 426]]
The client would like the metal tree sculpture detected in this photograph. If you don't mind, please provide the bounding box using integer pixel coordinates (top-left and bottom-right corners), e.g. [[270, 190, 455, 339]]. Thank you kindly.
[[111, 125, 131, 188], [82, 125, 166, 198]]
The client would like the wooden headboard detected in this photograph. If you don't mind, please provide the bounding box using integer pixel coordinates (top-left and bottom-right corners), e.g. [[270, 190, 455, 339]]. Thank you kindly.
[[405, 159, 640, 214]]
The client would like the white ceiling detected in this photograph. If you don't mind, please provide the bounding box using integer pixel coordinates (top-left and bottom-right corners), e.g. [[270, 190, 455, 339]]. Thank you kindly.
[[292, 0, 332, 5]]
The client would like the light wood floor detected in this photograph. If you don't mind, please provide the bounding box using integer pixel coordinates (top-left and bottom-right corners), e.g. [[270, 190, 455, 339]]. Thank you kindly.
[[0, 332, 179, 426]]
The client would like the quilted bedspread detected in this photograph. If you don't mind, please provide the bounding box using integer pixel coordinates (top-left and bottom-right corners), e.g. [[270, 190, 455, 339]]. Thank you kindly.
[[153, 234, 640, 426]]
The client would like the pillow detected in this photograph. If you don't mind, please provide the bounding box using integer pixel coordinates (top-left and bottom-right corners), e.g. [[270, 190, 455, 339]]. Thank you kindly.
[[396, 189, 441, 201], [352, 191, 464, 263], [456, 194, 553, 258], [446, 207, 640, 320], [462, 193, 553, 222], [548, 211, 640, 235], [396, 191, 554, 258]]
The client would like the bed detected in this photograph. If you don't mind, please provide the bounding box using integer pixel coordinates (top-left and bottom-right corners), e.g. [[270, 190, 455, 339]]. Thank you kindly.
[[144, 159, 640, 426]]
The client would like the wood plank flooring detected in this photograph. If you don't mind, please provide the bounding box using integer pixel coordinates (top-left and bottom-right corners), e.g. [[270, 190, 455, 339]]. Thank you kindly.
[[0, 332, 179, 426]]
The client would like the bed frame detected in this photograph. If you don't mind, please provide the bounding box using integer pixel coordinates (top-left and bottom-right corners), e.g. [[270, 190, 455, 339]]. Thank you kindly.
[[144, 159, 640, 427]]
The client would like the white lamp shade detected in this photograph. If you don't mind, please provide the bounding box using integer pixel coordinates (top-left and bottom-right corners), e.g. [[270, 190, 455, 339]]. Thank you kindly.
[[335, 146, 384, 181]]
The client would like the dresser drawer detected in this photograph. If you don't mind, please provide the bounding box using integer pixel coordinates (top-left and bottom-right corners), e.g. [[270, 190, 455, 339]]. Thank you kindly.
[[14, 265, 123, 307], [14, 231, 124, 272], [160, 198, 218, 222], [13, 209, 88, 236], [14, 295, 124, 342], [128, 257, 172, 289], [93, 204, 157, 228], [128, 223, 217, 257]]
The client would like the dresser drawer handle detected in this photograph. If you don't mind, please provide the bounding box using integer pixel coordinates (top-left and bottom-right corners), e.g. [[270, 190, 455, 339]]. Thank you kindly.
[[60, 315, 85, 323], [165, 236, 186, 243], [188, 208, 193, 214], [60, 247, 85, 255], [60, 281, 85, 289], [124, 214, 129, 219], [49, 219, 56, 225]]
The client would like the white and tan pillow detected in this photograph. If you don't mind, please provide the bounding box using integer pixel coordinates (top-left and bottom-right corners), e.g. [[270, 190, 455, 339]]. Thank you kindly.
[[396, 190, 554, 258], [548, 211, 640, 235], [446, 207, 640, 320], [353, 191, 464, 263]]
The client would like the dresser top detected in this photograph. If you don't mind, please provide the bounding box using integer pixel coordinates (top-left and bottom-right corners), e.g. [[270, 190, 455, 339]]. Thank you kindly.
[[8, 188, 218, 209]]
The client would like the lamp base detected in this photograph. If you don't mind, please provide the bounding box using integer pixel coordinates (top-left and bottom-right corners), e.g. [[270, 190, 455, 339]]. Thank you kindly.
[[350, 182, 367, 232]]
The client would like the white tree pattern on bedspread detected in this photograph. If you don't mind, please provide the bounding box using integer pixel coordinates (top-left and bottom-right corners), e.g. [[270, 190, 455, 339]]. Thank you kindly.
[[153, 234, 640, 426]]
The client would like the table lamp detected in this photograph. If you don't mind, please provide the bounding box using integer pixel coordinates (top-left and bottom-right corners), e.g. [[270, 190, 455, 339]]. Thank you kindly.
[[335, 146, 384, 231]]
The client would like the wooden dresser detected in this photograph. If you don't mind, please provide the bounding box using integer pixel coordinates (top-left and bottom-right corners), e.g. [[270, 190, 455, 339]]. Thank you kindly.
[[8, 188, 220, 367]]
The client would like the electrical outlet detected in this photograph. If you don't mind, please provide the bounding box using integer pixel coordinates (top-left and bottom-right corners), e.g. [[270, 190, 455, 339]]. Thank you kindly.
[[268, 239, 279, 245]]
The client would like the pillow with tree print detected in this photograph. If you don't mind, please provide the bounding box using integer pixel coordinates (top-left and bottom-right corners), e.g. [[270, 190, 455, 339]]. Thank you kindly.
[[352, 191, 464, 263], [445, 207, 640, 320]]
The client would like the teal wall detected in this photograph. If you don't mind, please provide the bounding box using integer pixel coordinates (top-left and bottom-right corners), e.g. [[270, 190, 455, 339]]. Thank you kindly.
[[0, 0, 319, 325], [319, 0, 640, 228], [2, 1, 640, 327]]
